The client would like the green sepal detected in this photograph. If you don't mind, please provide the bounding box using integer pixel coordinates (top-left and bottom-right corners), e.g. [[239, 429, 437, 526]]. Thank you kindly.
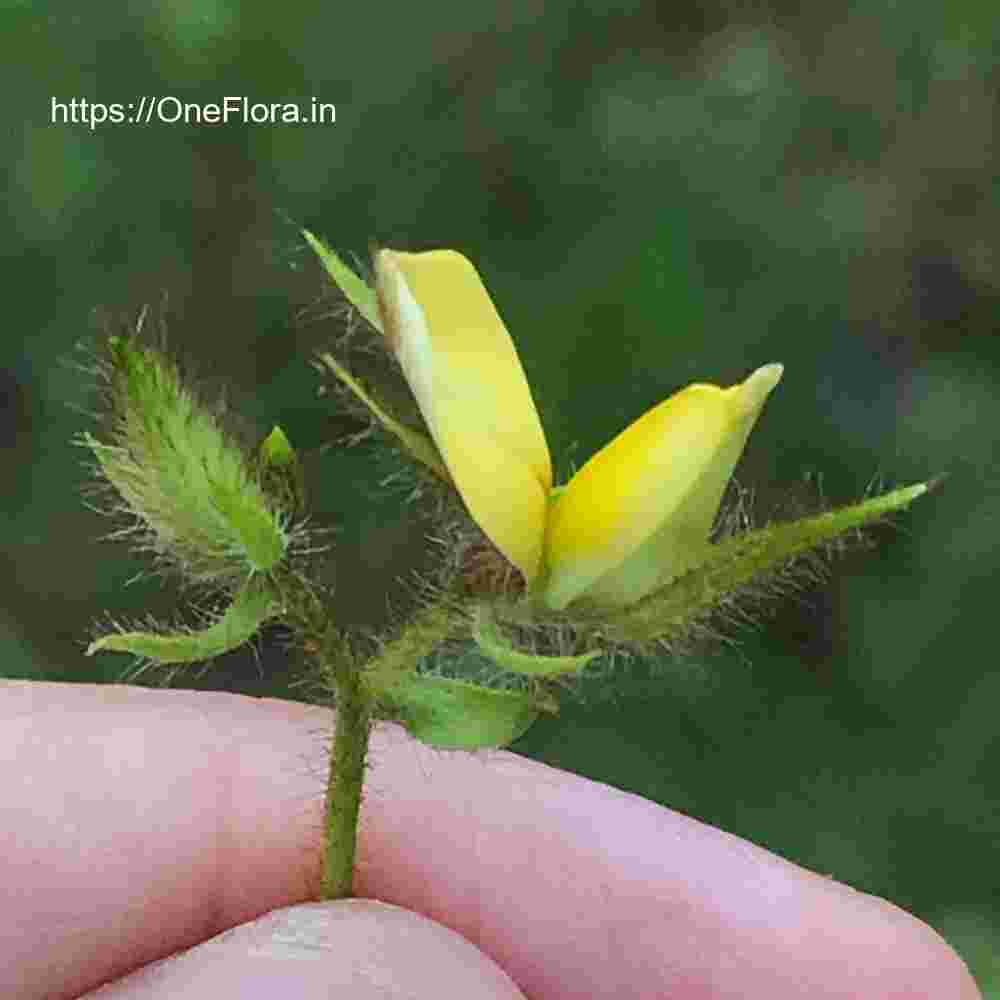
[[303, 230, 383, 332], [362, 603, 463, 688], [304, 231, 451, 484], [474, 604, 601, 677], [602, 482, 930, 642], [86, 579, 278, 666], [315, 351, 451, 484], [367, 672, 553, 749]]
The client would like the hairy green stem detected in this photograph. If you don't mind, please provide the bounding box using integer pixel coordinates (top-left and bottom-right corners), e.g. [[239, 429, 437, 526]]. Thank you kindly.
[[321, 636, 372, 900]]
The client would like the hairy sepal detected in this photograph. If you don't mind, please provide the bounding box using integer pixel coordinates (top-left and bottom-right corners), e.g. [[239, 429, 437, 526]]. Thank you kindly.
[[314, 352, 450, 483], [303, 230, 383, 332], [86, 579, 277, 666], [473, 603, 601, 677], [600, 483, 929, 643]]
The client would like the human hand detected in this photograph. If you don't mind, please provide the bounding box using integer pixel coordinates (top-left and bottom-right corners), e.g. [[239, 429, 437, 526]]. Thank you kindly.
[[1, 682, 979, 999]]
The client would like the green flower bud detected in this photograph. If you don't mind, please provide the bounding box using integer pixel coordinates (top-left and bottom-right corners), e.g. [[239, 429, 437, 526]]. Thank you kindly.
[[83, 337, 289, 584], [257, 424, 306, 514]]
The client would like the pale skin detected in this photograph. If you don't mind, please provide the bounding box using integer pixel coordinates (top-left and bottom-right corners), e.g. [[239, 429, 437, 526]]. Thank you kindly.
[[1, 682, 980, 999]]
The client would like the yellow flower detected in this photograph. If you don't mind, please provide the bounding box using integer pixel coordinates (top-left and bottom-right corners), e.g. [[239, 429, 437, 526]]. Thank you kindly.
[[374, 248, 782, 611]]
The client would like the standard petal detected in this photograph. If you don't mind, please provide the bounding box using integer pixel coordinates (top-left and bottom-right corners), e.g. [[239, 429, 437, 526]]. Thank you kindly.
[[374, 248, 552, 583], [543, 363, 783, 610]]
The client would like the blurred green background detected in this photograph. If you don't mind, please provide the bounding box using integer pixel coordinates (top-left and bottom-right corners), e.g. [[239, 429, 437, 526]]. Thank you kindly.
[[4, 0, 998, 987]]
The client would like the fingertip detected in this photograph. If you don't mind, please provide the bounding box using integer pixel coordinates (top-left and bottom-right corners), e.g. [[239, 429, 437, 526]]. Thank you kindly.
[[82, 901, 526, 1000], [849, 893, 983, 999]]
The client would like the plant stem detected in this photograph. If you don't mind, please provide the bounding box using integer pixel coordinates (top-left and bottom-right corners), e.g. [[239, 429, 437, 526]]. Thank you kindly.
[[320, 633, 372, 899]]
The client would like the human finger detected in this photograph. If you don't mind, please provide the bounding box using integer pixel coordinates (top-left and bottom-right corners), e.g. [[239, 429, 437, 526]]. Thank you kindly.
[[79, 900, 524, 999]]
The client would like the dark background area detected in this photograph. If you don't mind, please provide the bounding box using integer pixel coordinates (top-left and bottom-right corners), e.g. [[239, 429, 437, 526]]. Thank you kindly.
[[3, 0, 998, 986]]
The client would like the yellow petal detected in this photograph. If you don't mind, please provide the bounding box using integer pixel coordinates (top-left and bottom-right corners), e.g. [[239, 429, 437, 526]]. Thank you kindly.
[[543, 363, 783, 610], [374, 248, 552, 582]]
